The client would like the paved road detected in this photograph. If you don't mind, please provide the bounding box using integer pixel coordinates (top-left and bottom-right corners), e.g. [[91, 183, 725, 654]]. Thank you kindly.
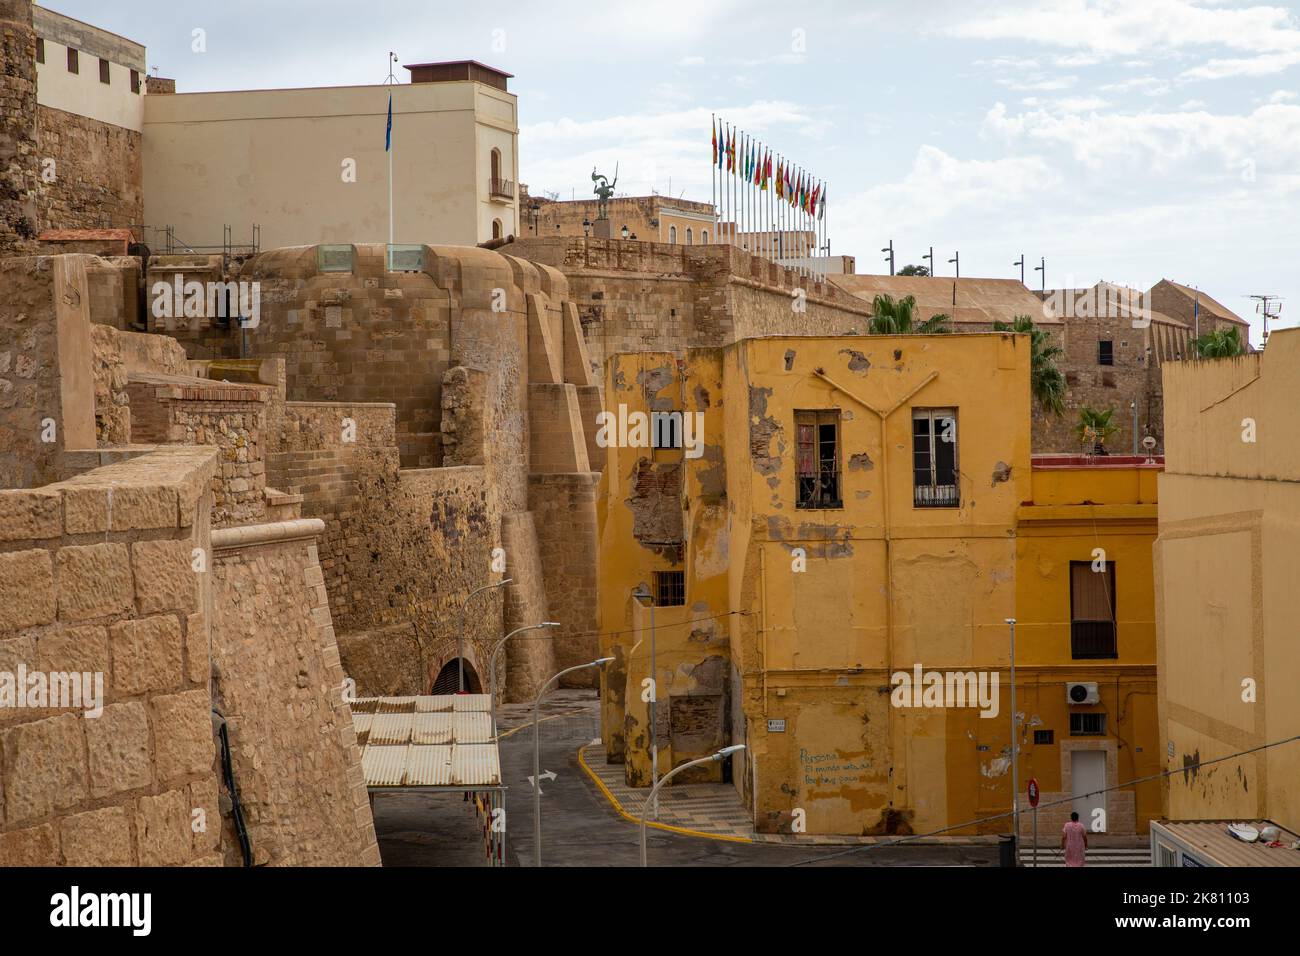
[[373, 689, 1000, 868]]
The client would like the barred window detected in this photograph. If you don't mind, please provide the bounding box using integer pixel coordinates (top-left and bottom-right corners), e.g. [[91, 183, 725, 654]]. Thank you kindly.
[[913, 408, 959, 508], [654, 570, 685, 607], [795, 410, 841, 509], [1070, 561, 1117, 658]]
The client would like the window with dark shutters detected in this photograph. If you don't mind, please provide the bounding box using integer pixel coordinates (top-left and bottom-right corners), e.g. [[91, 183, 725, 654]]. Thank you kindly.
[[912, 408, 959, 507]]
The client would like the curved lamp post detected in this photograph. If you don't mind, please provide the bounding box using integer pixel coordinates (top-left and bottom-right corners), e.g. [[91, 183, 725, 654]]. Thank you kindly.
[[488, 621, 560, 736], [630, 584, 659, 817], [533, 657, 613, 866], [457, 578, 512, 692], [639, 745, 746, 866]]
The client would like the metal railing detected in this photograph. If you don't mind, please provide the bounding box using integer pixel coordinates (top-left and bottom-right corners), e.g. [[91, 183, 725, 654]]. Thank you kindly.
[[489, 177, 515, 199], [1071, 621, 1118, 659], [913, 483, 960, 508]]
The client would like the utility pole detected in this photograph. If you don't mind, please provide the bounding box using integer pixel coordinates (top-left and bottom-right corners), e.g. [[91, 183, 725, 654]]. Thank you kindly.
[[922, 246, 934, 276], [1034, 257, 1046, 293], [948, 251, 960, 279], [1014, 254, 1025, 285], [882, 239, 895, 276], [1007, 617, 1019, 862]]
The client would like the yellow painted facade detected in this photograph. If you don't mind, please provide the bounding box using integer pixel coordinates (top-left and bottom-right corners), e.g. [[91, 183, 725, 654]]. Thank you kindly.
[[1155, 328, 1300, 834], [596, 333, 1163, 837]]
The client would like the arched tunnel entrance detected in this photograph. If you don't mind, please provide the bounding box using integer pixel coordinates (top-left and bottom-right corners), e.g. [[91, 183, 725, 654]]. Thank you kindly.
[[430, 658, 483, 695]]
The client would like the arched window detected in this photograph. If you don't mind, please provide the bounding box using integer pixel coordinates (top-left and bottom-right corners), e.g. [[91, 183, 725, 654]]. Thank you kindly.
[[490, 148, 502, 183], [669, 225, 677, 244], [702, 229, 709, 244], [686, 228, 693, 245], [492, 219, 502, 240]]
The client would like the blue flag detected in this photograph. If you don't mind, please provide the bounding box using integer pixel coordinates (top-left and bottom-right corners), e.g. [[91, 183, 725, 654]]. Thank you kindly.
[[385, 93, 393, 152]]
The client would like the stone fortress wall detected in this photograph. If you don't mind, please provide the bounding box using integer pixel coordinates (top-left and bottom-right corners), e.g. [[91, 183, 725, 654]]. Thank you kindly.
[[0, 253, 379, 866]]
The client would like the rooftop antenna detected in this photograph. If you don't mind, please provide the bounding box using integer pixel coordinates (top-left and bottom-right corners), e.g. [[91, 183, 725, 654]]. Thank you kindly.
[[1249, 294, 1283, 347], [1014, 254, 1025, 285]]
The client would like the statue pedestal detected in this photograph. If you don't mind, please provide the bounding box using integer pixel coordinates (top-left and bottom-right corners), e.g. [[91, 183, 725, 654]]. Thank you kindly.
[[591, 217, 612, 239]]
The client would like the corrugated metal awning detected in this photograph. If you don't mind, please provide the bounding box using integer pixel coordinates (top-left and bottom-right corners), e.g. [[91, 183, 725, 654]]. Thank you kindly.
[[1154, 820, 1300, 867], [353, 695, 502, 791]]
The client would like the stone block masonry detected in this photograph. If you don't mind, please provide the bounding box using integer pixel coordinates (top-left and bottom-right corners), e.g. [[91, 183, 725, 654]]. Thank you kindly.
[[0, 0, 39, 257], [126, 374, 271, 527], [208, 519, 379, 866], [35, 105, 142, 233], [0, 446, 226, 866]]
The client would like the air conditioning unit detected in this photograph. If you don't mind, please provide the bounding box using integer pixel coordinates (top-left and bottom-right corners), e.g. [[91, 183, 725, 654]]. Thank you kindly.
[[1067, 682, 1100, 706]]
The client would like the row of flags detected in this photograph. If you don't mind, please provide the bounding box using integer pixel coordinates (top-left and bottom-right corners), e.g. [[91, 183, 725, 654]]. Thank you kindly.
[[711, 120, 825, 218]]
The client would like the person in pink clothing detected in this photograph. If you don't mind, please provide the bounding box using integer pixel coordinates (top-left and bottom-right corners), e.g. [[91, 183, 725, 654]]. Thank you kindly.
[[1061, 811, 1088, 867]]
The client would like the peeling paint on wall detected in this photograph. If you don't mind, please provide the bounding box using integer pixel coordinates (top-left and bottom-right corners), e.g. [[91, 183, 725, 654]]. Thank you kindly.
[[840, 348, 871, 373], [748, 385, 781, 475]]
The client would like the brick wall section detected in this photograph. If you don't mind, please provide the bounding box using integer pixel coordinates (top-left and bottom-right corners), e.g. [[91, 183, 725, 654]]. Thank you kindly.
[[126, 375, 270, 527], [528, 473, 600, 686], [268, 403, 504, 696], [34, 106, 142, 233], [508, 237, 871, 379], [0, 446, 226, 866], [0, 0, 39, 256], [238, 246, 452, 468], [1033, 316, 1161, 455], [208, 521, 379, 866]]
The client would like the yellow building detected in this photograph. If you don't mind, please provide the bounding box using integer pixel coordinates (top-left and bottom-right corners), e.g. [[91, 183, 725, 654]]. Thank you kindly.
[[596, 332, 1162, 837], [1154, 328, 1300, 837]]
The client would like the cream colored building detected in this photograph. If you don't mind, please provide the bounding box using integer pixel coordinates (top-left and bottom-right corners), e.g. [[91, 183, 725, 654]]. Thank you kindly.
[[143, 61, 519, 250], [33, 5, 145, 133], [1155, 328, 1300, 835]]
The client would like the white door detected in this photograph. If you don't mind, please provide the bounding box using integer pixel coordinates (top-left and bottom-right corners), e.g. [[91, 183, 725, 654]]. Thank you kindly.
[[1071, 750, 1107, 832]]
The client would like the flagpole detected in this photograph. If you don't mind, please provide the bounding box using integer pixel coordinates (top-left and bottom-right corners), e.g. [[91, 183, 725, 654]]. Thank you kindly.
[[711, 114, 716, 246]]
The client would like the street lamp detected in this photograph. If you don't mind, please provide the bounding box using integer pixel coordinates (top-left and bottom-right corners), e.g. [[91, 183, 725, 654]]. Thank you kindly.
[[621, 225, 630, 240], [639, 745, 745, 866], [582, 217, 591, 237], [533, 657, 614, 866], [631, 584, 659, 817], [457, 578, 512, 693], [487, 622, 560, 737], [1006, 616, 1019, 862]]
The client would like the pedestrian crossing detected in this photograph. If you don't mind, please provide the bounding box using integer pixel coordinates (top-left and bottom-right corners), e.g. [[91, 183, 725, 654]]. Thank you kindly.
[[1019, 845, 1151, 867]]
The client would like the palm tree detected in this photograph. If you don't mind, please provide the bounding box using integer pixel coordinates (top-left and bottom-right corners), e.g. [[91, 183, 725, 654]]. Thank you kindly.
[[868, 294, 952, 335], [1191, 326, 1246, 359], [992, 314, 1066, 416], [1074, 406, 1119, 455]]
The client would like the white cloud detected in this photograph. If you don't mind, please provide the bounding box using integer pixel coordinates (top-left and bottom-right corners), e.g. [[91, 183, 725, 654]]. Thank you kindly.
[[948, 0, 1300, 59], [837, 145, 1062, 233], [983, 100, 1300, 175]]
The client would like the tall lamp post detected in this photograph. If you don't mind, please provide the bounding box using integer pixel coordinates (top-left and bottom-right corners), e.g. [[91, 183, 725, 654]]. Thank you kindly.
[[640, 745, 745, 866], [488, 621, 559, 737], [457, 579, 512, 693], [630, 584, 659, 817], [532, 657, 613, 866], [1007, 616, 1020, 861]]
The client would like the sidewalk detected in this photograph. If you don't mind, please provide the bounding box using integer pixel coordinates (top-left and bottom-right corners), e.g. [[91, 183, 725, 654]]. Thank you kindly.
[[579, 743, 754, 841]]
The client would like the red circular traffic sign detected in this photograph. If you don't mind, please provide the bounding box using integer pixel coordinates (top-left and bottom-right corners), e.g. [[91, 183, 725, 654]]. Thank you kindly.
[[1027, 778, 1040, 808]]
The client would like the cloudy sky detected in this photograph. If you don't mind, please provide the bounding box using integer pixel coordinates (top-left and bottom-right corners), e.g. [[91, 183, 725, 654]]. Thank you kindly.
[[47, 0, 1300, 343]]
